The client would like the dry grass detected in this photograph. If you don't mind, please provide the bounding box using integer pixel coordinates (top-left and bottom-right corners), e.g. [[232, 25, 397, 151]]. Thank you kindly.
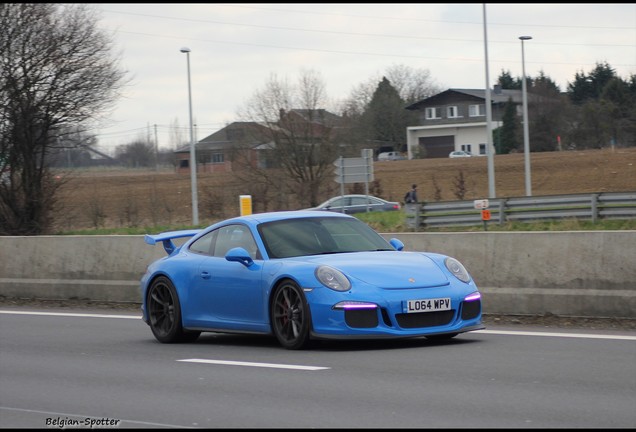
[[52, 147, 636, 231]]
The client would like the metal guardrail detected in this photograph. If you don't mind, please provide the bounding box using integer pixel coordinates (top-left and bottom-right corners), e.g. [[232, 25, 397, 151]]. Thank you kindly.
[[405, 192, 636, 229]]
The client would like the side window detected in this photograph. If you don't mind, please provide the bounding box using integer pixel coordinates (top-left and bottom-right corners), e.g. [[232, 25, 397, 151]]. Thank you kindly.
[[447, 106, 460, 118], [425, 107, 440, 120], [189, 230, 217, 255], [212, 224, 260, 259], [351, 196, 371, 206], [328, 198, 345, 208], [469, 104, 484, 117]]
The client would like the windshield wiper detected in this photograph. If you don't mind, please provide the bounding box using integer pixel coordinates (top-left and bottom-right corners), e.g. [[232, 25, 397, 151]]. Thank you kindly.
[[308, 249, 393, 255]]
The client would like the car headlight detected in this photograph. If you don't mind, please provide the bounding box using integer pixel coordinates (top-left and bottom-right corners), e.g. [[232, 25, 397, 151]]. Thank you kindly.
[[315, 265, 351, 292], [444, 257, 471, 283]]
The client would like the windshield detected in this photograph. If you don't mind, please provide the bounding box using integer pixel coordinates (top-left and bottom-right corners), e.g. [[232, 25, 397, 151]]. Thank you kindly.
[[258, 217, 393, 258]]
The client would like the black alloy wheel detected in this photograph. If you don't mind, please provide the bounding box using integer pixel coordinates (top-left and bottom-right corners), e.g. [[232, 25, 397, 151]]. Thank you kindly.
[[147, 276, 200, 343], [271, 280, 311, 350]]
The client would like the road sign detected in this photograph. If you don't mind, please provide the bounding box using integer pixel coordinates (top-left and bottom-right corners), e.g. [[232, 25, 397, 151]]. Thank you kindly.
[[474, 199, 489, 209], [334, 155, 374, 184], [333, 157, 367, 168], [481, 209, 491, 221]]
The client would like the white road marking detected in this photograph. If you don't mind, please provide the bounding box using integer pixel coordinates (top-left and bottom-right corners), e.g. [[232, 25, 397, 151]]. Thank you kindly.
[[2, 310, 634, 341], [475, 329, 636, 340], [0, 310, 140, 319], [177, 358, 330, 370]]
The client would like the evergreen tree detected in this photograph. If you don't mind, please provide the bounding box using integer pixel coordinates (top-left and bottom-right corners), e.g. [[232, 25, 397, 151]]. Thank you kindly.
[[567, 61, 617, 105], [532, 70, 561, 95], [362, 77, 413, 152], [600, 77, 636, 147], [528, 71, 565, 151], [497, 70, 519, 90], [498, 98, 519, 154]]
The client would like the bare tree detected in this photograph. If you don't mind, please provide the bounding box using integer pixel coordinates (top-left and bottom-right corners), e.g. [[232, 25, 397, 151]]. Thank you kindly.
[[0, 3, 127, 234], [342, 64, 442, 116], [384, 64, 443, 105], [238, 70, 342, 207], [169, 117, 186, 151], [115, 139, 155, 168], [339, 64, 442, 155]]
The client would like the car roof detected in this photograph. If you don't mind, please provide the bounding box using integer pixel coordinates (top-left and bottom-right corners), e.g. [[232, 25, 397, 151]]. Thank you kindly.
[[327, 194, 383, 199], [222, 210, 355, 225]]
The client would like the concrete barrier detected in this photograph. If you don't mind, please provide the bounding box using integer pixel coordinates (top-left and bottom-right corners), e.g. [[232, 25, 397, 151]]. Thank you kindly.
[[385, 231, 636, 318], [1, 231, 634, 318], [0, 235, 164, 303]]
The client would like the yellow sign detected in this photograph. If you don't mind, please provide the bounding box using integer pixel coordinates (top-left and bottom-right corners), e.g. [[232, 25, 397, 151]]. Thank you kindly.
[[240, 195, 252, 216]]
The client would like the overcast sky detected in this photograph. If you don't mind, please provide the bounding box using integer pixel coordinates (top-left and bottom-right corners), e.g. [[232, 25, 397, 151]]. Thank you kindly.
[[91, 3, 636, 153]]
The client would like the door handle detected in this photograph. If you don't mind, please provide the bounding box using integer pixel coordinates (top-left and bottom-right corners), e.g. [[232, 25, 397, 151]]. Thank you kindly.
[[200, 271, 211, 279]]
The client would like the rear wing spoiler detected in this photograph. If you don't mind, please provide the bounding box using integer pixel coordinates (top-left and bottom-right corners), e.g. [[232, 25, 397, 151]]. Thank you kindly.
[[145, 229, 201, 255]]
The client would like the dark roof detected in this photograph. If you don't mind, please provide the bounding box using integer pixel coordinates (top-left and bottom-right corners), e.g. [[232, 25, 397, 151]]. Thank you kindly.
[[285, 109, 342, 127], [174, 109, 343, 154], [405, 88, 525, 110], [174, 121, 274, 153]]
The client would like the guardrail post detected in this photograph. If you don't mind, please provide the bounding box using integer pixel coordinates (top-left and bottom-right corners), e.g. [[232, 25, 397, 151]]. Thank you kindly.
[[404, 203, 422, 232], [499, 197, 508, 225], [591, 193, 598, 223]]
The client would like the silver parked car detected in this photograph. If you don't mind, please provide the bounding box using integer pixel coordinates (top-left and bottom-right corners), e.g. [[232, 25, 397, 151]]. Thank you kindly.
[[377, 151, 406, 161], [449, 150, 472, 158], [307, 194, 401, 214]]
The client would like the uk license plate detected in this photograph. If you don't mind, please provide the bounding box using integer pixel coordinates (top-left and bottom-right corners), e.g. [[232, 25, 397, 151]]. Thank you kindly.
[[405, 297, 451, 313]]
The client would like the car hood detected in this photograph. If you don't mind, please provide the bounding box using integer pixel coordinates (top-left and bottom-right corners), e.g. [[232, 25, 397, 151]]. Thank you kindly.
[[297, 251, 450, 289]]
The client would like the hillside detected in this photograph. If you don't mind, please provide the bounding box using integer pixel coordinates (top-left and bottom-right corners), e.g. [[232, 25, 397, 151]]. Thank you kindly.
[[53, 147, 636, 231]]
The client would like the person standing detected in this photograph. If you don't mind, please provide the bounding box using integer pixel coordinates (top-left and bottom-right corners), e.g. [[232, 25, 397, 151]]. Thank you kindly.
[[405, 184, 418, 203]]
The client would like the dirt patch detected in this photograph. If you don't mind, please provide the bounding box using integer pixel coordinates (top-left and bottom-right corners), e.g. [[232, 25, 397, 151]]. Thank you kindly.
[[52, 147, 636, 231]]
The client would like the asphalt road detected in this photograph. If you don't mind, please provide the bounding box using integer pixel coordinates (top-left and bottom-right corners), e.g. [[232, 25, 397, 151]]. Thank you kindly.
[[1, 306, 635, 429]]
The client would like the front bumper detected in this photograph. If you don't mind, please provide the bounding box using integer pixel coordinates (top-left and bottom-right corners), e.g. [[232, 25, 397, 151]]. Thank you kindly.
[[305, 283, 483, 340]]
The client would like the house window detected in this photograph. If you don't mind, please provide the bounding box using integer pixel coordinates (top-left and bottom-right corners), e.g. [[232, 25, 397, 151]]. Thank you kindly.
[[447, 106, 460, 118], [425, 107, 440, 119], [179, 159, 189, 168], [211, 153, 224, 164], [469, 104, 484, 117]]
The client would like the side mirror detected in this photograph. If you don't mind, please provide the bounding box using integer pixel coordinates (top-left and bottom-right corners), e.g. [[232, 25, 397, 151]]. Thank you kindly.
[[225, 247, 254, 267], [389, 238, 404, 251]]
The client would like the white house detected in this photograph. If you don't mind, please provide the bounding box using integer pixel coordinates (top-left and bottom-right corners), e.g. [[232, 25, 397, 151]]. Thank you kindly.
[[405, 87, 526, 159]]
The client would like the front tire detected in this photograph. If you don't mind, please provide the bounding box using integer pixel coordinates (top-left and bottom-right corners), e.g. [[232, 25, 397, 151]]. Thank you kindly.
[[271, 280, 311, 350], [147, 276, 200, 343]]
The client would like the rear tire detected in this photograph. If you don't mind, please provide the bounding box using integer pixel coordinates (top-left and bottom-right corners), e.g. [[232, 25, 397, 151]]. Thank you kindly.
[[147, 276, 200, 343], [271, 280, 311, 350]]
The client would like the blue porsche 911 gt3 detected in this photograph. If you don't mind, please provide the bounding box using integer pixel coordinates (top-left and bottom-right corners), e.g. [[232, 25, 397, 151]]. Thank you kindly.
[[140, 210, 483, 349]]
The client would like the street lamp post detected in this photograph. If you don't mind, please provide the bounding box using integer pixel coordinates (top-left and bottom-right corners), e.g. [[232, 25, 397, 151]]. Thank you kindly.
[[180, 47, 199, 225], [519, 35, 532, 196], [483, 4, 496, 198]]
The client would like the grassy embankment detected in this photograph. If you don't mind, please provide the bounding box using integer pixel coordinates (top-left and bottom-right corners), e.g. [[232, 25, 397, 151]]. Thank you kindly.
[[56, 210, 636, 235]]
